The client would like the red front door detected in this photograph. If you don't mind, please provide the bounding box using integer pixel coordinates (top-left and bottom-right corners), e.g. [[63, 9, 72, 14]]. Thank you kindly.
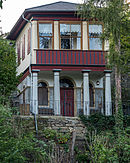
[[60, 88, 74, 116]]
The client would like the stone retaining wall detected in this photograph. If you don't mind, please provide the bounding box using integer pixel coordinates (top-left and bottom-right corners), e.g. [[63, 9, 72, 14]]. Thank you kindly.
[[16, 115, 86, 139]]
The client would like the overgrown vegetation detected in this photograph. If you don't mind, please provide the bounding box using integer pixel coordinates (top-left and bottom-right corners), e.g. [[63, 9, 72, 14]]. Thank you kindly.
[[0, 37, 20, 104], [0, 105, 50, 162], [0, 105, 73, 162], [77, 110, 130, 163]]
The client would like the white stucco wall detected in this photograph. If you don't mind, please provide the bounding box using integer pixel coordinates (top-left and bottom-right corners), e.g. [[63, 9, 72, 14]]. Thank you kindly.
[[38, 71, 103, 89], [16, 23, 31, 75], [16, 20, 38, 75]]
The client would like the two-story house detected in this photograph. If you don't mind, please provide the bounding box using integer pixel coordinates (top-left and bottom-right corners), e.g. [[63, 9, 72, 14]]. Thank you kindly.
[[7, 1, 112, 117]]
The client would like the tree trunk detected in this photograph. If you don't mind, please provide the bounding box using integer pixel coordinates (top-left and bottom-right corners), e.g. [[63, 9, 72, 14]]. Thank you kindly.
[[115, 39, 122, 113], [115, 66, 122, 113]]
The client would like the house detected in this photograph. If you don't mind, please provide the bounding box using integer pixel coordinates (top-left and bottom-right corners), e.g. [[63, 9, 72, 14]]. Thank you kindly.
[[7, 1, 112, 117]]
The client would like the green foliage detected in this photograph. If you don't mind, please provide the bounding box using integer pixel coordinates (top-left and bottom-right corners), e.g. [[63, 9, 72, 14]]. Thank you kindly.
[[78, 113, 130, 163], [43, 128, 57, 139], [115, 101, 124, 133], [43, 128, 70, 144], [78, 0, 130, 73], [0, 105, 49, 162], [0, 0, 5, 9], [0, 37, 19, 104], [80, 113, 115, 134], [56, 132, 70, 144]]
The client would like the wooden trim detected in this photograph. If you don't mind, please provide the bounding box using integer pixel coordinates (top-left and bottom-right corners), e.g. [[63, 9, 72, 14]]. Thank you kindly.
[[37, 21, 54, 49], [22, 34, 25, 61], [27, 28, 31, 55], [17, 86, 30, 97], [32, 65, 106, 72]]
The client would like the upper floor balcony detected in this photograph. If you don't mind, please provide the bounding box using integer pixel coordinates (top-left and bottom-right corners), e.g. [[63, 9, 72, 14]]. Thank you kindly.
[[36, 49, 106, 66]]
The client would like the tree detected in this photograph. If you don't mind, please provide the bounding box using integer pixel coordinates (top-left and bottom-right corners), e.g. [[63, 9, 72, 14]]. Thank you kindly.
[[78, 0, 130, 112], [0, 0, 5, 9], [0, 37, 19, 104]]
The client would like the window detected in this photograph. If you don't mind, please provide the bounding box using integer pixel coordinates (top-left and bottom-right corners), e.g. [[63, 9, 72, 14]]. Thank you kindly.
[[60, 23, 81, 49], [38, 23, 53, 49], [38, 82, 48, 106], [88, 24, 103, 50]]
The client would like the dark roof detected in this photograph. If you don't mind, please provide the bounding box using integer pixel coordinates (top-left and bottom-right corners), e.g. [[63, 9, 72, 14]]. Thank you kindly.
[[25, 1, 78, 12]]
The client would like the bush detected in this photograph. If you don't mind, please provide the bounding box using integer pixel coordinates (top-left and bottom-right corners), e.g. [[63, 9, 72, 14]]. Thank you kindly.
[[0, 105, 49, 162], [80, 113, 130, 134], [77, 113, 130, 163], [43, 128, 70, 144], [80, 113, 115, 134]]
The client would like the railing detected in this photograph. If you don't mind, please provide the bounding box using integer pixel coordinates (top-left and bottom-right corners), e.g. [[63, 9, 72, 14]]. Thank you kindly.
[[36, 50, 106, 66], [12, 99, 130, 116]]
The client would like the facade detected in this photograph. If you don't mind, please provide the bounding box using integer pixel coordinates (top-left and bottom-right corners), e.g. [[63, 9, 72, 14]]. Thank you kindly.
[[7, 1, 112, 117]]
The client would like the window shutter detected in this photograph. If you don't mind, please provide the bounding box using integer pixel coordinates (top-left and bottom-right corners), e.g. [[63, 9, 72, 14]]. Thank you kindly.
[[17, 41, 21, 65], [27, 28, 31, 54], [22, 35, 25, 60]]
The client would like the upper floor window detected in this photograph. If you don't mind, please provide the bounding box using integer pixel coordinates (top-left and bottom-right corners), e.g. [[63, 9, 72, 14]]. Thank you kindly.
[[88, 24, 103, 50], [60, 23, 81, 50], [38, 23, 53, 49]]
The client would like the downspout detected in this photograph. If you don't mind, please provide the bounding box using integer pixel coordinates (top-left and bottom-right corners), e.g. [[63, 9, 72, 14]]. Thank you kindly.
[[22, 14, 38, 135]]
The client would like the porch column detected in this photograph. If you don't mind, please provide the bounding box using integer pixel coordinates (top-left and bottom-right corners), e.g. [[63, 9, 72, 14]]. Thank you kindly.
[[104, 70, 112, 116], [82, 70, 91, 116], [53, 69, 61, 115], [32, 70, 40, 115]]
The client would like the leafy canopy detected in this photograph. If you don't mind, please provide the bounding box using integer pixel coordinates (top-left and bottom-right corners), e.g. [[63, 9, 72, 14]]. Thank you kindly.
[[0, 0, 5, 9], [0, 37, 19, 103], [78, 0, 130, 73]]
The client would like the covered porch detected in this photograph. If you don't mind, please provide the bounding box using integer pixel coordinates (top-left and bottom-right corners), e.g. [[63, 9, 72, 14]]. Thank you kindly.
[[28, 69, 112, 117]]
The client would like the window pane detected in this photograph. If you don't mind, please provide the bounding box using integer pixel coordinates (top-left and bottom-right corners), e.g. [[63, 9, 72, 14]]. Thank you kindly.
[[39, 24, 52, 36], [71, 24, 81, 36], [40, 37, 52, 49], [71, 38, 81, 49], [61, 38, 70, 49], [60, 24, 70, 36], [38, 87, 48, 106], [89, 25, 102, 37], [89, 38, 102, 50]]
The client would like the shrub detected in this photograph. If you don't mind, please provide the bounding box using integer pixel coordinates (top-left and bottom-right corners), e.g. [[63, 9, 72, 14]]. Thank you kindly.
[[0, 105, 49, 162], [78, 113, 130, 163]]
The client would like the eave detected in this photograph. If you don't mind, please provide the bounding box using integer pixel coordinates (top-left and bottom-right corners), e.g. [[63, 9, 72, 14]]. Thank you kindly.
[[7, 10, 78, 41]]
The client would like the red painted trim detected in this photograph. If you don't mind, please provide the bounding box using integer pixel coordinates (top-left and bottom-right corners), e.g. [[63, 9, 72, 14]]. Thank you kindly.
[[32, 65, 106, 72], [19, 69, 30, 83], [33, 17, 81, 21], [36, 50, 106, 66]]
